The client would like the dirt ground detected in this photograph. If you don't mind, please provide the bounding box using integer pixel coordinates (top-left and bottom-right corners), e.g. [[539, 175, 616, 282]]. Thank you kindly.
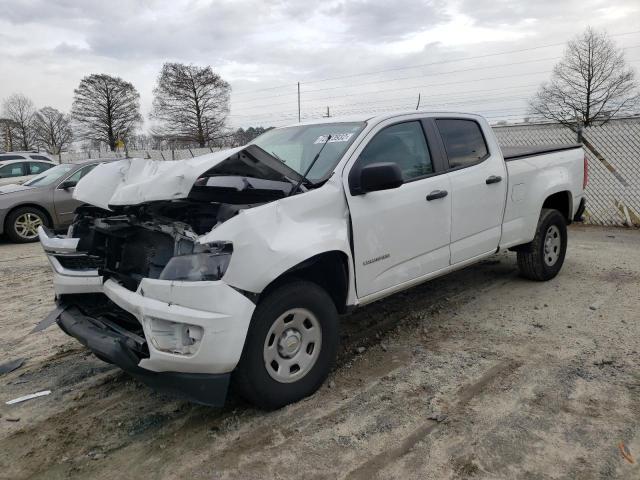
[[0, 225, 639, 479]]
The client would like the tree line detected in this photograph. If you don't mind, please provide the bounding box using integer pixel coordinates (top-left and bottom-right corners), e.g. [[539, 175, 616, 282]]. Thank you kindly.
[[1, 62, 270, 155]]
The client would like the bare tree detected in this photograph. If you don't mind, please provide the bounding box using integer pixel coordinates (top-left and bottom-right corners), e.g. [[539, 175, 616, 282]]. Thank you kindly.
[[72, 74, 142, 151], [152, 63, 231, 147], [2, 93, 36, 150], [530, 27, 639, 127], [0, 118, 19, 151], [32, 107, 73, 156]]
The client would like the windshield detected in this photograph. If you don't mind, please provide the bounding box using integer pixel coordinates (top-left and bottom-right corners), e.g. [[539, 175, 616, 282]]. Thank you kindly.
[[24, 164, 75, 186], [251, 122, 365, 182]]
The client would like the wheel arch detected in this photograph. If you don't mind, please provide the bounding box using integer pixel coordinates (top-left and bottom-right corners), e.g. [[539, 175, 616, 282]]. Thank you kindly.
[[259, 250, 351, 314], [541, 190, 573, 223]]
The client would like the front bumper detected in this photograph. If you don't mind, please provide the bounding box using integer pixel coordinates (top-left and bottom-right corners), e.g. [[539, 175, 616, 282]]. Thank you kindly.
[[56, 306, 230, 406], [38, 226, 256, 405]]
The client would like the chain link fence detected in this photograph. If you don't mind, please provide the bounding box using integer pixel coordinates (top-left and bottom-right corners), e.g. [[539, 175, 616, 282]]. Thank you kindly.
[[494, 118, 640, 227]]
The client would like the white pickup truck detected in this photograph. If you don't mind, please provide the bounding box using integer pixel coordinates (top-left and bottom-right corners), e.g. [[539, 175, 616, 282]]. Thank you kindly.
[[38, 111, 587, 409]]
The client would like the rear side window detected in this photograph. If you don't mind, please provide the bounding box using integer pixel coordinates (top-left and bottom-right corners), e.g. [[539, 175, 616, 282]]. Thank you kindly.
[[0, 162, 27, 178], [358, 121, 433, 180], [30, 155, 51, 161], [0, 155, 26, 161], [28, 162, 53, 174], [436, 119, 489, 168]]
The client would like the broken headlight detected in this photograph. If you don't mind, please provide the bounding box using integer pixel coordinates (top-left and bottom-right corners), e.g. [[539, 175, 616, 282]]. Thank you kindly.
[[159, 243, 232, 281]]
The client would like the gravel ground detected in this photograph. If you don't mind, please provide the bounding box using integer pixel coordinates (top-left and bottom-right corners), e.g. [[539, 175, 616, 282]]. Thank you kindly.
[[0, 225, 638, 479]]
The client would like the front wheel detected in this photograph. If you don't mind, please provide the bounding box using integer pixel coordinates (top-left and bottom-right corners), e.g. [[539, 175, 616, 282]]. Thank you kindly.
[[6, 206, 49, 243], [233, 281, 339, 410], [517, 208, 567, 281]]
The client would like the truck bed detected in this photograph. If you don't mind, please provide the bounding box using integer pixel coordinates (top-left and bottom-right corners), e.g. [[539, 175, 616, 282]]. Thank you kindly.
[[501, 144, 582, 161]]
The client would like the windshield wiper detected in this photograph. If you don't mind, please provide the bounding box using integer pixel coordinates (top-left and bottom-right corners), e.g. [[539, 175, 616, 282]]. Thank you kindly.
[[288, 134, 332, 197], [270, 150, 285, 163]]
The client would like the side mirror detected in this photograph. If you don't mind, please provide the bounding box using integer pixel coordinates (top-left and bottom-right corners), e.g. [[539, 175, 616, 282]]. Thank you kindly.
[[59, 180, 77, 190], [351, 162, 403, 195]]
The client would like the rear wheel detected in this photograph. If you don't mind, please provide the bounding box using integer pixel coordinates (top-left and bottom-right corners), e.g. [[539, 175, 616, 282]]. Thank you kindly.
[[517, 208, 567, 281], [5, 207, 48, 243], [233, 281, 339, 410]]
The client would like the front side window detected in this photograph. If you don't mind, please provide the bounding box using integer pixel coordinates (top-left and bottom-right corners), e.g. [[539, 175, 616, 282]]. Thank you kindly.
[[436, 119, 489, 168], [358, 121, 433, 180], [30, 155, 51, 161], [62, 164, 98, 186], [0, 162, 26, 178], [0, 155, 26, 161], [251, 122, 365, 182]]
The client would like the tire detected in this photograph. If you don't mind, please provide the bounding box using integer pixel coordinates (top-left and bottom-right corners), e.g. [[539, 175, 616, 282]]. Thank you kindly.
[[5, 206, 49, 243], [233, 281, 339, 410], [517, 208, 567, 281]]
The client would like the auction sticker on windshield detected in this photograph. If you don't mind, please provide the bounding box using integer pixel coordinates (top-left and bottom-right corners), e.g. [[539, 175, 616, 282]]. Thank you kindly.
[[314, 133, 354, 144]]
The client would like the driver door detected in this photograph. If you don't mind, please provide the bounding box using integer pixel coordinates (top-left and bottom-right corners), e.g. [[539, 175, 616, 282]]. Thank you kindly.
[[344, 119, 452, 299]]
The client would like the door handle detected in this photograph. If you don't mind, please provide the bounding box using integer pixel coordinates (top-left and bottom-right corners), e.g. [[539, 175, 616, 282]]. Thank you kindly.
[[486, 175, 502, 184], [426, 190, 448, 201]]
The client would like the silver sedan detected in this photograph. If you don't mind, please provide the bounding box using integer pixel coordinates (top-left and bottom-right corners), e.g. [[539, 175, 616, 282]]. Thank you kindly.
[[0, 161, 105, 243]]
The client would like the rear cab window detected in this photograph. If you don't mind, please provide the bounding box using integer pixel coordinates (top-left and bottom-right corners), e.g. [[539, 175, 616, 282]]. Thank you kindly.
[[435, 119, 489, 169]]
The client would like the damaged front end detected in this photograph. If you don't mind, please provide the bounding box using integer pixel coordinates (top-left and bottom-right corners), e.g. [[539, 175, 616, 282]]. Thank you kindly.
[[68, 203, 235, 291], [38, 145, 305, 405]]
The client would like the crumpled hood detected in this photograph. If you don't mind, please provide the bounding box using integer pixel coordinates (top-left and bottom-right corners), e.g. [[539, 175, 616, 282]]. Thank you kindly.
[[73, 147, 244, 210]]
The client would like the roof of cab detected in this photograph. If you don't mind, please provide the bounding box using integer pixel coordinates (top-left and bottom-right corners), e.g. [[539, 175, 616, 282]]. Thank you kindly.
[[284, 110, 484, 128]]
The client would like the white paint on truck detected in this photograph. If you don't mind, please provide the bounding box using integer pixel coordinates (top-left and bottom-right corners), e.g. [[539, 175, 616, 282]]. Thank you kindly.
[[39, 110, 586, 408]]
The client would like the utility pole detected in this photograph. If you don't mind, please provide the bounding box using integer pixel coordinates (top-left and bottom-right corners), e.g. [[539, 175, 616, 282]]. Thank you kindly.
[[323, 106, 330, 118], [416, 93, 421, 110], [297, 82, 301, 123]]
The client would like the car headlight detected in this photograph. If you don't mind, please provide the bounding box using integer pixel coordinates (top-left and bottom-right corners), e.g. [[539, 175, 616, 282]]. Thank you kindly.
[[159, 243, 232, 281]]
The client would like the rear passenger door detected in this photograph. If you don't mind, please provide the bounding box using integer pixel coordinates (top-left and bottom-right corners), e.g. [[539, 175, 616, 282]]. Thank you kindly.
[[434, 118, 507, 264], [345, 119, 452, 299]]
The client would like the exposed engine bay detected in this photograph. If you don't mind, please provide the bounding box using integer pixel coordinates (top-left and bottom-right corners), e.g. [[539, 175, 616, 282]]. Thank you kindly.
[[65, 174, 300, 290], [58, 144, 315, 291]]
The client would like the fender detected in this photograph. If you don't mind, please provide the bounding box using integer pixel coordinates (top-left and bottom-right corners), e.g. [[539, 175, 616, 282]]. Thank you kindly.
[[199, 176, 358, 306]]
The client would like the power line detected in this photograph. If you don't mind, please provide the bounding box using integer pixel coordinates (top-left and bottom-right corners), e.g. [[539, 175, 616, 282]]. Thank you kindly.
[[303, 31, 640, 85], [231, 69, 553, 108], [232, 46, 640, 107], [229, 55, 640, 116], [228, 84, 543, 117], [229, 92, 533, 120], [231, 56, 559, 102], [230, 30, 640, 98]]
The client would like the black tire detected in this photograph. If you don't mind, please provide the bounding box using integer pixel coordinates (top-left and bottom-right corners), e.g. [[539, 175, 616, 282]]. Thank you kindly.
[[517, 208, 567, 281], [233, 281, 339, 410], [5, 206, 49, 243]]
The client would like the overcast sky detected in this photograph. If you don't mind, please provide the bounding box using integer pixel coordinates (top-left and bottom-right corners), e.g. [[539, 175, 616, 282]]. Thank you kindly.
[[0, 0, 639, 129]]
